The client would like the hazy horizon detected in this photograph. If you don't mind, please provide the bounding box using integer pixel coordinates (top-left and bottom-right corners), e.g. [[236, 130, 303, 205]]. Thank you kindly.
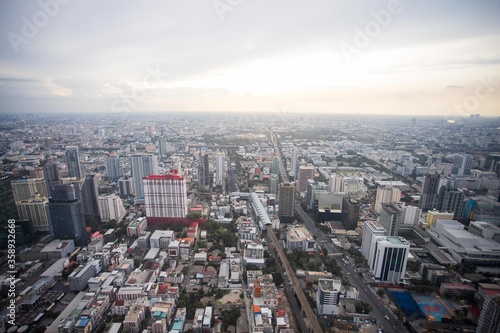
[[1, 1, 499, 117]]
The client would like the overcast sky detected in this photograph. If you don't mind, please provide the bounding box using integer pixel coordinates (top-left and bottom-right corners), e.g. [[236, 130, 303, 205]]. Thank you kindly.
[[0, 1, 499, 116]]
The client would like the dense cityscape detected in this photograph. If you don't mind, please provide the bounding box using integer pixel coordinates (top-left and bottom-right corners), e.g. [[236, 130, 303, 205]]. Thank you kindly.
[[0, 112, 499, 333]]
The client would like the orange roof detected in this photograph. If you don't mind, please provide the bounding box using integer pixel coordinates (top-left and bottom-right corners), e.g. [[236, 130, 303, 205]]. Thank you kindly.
[[253, 305, 261, 313]]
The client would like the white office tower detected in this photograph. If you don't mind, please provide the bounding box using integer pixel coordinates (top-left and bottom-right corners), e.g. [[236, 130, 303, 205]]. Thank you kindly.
[[216, 154, 226, 192], [143, 174, 187, 218], [98, 194, 126, 222], [316, 278, 342, 315], [369, 236, 410, 283], [131, 155, 159, 199], [402, 205, 421, 226], [375, 186, 401, 213], [328, 173, 343, 192], [361, 220, 386, 262]]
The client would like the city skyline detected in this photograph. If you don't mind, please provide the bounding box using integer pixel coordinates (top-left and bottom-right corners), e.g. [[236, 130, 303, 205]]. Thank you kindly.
[[0, 1, 499, 116]]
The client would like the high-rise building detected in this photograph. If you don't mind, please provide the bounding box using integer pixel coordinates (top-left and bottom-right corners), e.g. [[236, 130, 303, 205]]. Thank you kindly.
[[197, 153, 210, 190], [271, 156, 280, 175], [306, 181, 328, 211], [16, 195, 49, 232], [291, 147, 298, 179], [215, 154, 226, 192], [361, 220, 386, 262], [43, 160, 59, 198], [143, 173, 188, 220], [316, 278, 343, 315], [452, 154, 473, 176], [98, 194, 126, 222], [118, 177, 134, 198], [227, 163, 239, 193], [420, 173, 441, 211], [269, 174, 279, 195], [106, 153, 123, 181], [402, 205, 421, 226], [65, 146, 82, 178], [476, 294, 500, 333], [279, 183, 295, 223], [484, 153, 500, 178], [11, 178, 48, 202], [375, 186, 401, 213], [203, 154, 210, 186], [379, 202, 404, 236], [158, 136, 168, 157], [369, 236, 410, 283], [328, 173, 343, 192], [198, 155, 206, 189], [131, 155, 159, 199], [297, 165, 315, 193], [437, 186, 466, 221], [81, 175, 100, 222], [47, 183, 88, 246], [341, 197, 359, 230]]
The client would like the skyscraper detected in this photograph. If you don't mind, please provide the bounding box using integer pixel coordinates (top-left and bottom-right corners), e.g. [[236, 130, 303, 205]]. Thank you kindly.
[[361, 220, 386, 262], [43, 160, 59, 198], [98, 194, 126, 222], [402, 205, 421, 226], [215, 154, 226, 192], [437, 186, 466, 221], [131, 155, 159, 199], [143, 173, 188, 221], [420, 173, 440, 211], [198, 154, 206, 189], [291, 147, 298, 179], [328, 173, 343, 192], [379, 202, 404, 236], [452, 154, 473, 176], [269, 174, 279, 195], [118, 177, 134, 198], [81, 174, 101, 222], [227, 163, 239, 193], [341, 197, 359, 230], [47, 183, 88, 246], [204, 154, 210, 188], [476, 294, 500, 333], [65, 146, 82, 178], [375, 186, 401, 213], [297, 165, 315, 193], [279, 183, 296, 223], [158, 136, 168, 157], [369, 236, 410, 283], [106, 153, 123, 181], [271, 156, 280, 175]]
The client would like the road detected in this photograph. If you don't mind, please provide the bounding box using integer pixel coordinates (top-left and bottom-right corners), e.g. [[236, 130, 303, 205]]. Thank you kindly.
[[295, 204, 407, 333], [267, 226, 323, 333]]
